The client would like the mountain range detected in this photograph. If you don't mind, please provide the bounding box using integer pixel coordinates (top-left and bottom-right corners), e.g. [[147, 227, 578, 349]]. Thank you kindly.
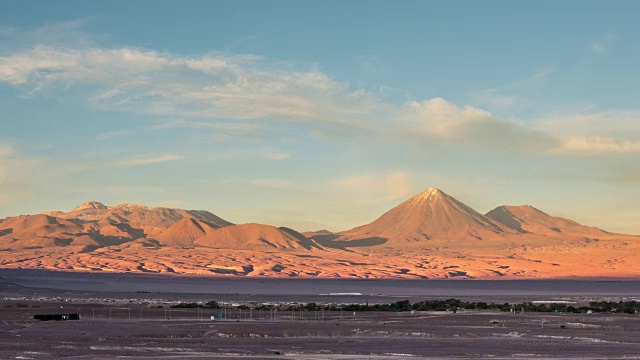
[[1, 188, 638, 279]]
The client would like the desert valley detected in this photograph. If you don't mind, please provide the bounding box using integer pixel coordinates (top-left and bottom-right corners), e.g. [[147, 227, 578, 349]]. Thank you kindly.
[[1, 188, 638, 279]]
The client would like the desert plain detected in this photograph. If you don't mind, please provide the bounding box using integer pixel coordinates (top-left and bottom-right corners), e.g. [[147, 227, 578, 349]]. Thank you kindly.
[[3, 270, 640, 359]]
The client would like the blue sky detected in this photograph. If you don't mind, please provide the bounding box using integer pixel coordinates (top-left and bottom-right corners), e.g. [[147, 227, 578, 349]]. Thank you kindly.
[[1, 1, 640, 233]]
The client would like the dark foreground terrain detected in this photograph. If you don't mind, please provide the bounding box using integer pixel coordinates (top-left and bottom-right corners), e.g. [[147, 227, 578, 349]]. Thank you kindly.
[[2, 299, 640, 359], [3, 270, 640, 359]]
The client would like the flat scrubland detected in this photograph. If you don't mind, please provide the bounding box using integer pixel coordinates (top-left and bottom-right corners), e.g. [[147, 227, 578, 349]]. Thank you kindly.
[[4, 271, 640, 359], [3, 299, 640, 359]]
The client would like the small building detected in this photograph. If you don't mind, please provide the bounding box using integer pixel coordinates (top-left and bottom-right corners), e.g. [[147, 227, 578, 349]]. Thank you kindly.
[[34, 314, 81, 321]]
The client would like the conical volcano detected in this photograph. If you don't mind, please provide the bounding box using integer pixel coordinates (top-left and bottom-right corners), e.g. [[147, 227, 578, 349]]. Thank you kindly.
[[338, 188, 512, 243]]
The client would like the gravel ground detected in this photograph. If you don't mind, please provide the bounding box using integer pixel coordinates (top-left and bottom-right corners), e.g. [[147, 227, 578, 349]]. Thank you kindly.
[[2, 300, 640, 359]]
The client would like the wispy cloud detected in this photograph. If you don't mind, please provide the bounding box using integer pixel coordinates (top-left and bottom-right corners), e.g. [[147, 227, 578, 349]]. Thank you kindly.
[[560, 136, 640, 155], [116, 154, 183, 167], [532, 69, 551, 83], [537, 110, 640, 155], [591, 31, 617, 55], [471, 69, 552, 112], [97, 130, 129, 140], [1, 23, 640, 160], [332, 172, 414, 203], [0, 43, 363, 124], [399, 97, 558, 153], [471, 89, 518, 109], [150, 119, 265, 139], [402, 97, 494, 138], [151, 119, 266, 143], [207, 148, 291, 161]]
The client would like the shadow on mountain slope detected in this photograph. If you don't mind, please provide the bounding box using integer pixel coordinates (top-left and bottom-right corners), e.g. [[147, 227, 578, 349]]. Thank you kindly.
[[312, 234, 388, 250], [277, 227, 324, 250]]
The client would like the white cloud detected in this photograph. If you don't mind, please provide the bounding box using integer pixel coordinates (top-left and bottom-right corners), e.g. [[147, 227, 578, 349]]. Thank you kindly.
[[402, 97, 494, 138], [397, 97, 558, 153], [117, 154, 183, 166], [1, 24, 639, 160], [0, 43, 361, 123], [537, 110, 640, 154], [591, 32, 617, 55]]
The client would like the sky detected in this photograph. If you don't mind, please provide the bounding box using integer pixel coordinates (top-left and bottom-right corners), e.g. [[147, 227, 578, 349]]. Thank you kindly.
[[1, 0, 640, 234]]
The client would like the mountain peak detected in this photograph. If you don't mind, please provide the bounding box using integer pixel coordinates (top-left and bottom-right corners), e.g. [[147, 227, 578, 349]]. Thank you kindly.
[[339, 187, 509, 243], [73, 200, 108, 212], [408, 187, 451, 205], [418, 188, 444, 195], [417, 187, 445, 196]]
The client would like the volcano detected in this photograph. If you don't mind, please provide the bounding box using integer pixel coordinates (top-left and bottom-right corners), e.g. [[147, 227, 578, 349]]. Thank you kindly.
[[336, 188, 514, 244]]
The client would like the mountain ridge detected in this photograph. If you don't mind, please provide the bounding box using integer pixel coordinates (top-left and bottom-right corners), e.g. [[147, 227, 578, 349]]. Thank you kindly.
[[485, 204, 611, 237], [1, 190, 639, 279]]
